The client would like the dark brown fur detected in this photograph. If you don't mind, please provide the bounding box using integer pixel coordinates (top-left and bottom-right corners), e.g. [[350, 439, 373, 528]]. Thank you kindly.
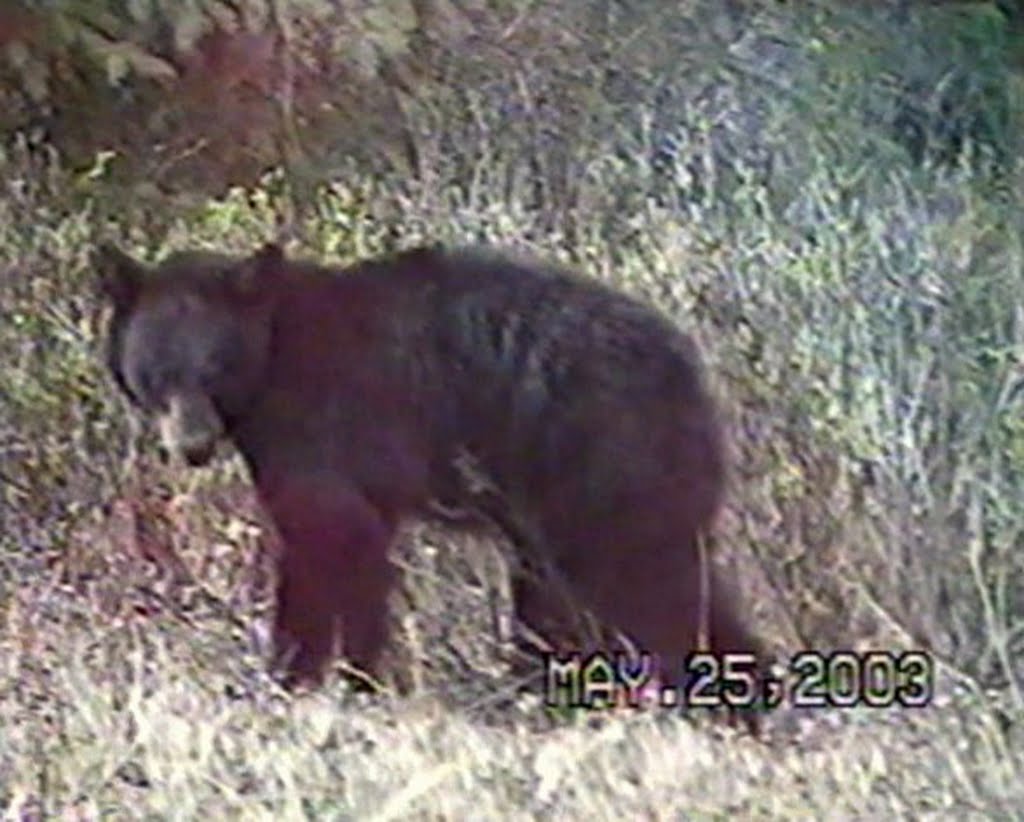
[[94, 241, 766, 729]]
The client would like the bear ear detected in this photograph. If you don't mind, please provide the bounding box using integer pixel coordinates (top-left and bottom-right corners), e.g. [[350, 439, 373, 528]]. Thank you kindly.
[[404, 244, 442, 262], [252, 242, 284, 269], [232, 241, 284, 297], [93, 243, 147, 308]]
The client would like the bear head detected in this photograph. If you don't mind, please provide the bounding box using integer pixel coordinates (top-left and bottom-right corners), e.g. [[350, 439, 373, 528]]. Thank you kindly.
[[93, 242, 282, 466]]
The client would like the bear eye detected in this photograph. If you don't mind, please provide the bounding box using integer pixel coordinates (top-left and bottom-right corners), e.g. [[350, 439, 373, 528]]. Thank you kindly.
[[198, 368, 222, 396]]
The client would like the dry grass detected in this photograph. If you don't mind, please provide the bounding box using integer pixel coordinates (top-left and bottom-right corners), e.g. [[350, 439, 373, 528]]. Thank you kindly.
[[0, 558, 1020, 818]]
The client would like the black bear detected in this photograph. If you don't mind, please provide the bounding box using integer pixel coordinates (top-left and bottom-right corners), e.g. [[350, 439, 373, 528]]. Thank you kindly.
[[94, 241, 765, 729]]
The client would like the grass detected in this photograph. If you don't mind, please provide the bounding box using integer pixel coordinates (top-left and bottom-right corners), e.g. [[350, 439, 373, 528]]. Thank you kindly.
[[1, 2, 1023, 818]]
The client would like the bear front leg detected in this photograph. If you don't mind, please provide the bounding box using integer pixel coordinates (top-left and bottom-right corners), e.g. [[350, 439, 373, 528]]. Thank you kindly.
[[258, 472, 397, 689]]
